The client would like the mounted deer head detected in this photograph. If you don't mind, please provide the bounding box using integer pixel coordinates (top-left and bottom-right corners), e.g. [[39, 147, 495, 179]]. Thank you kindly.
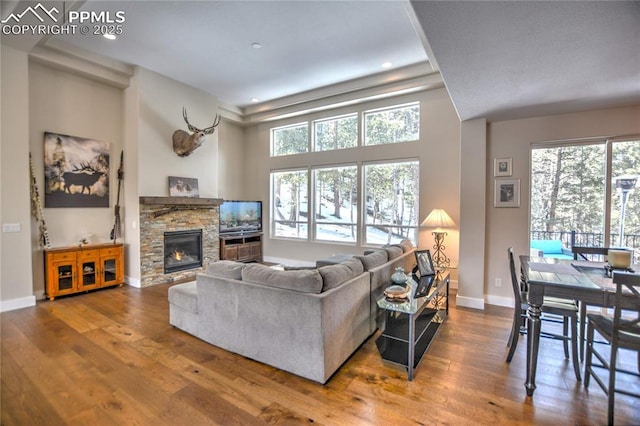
[[171, 107, 221, 157]]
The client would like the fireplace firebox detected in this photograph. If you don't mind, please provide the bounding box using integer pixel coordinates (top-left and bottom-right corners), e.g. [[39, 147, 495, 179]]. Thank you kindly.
[[164, 230, 203, 273]]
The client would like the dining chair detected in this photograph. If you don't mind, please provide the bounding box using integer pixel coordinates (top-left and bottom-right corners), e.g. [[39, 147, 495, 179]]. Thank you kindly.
[[506, 248, 582, 381], [584, 271, 640, 426], [572, 246, 613, 361]]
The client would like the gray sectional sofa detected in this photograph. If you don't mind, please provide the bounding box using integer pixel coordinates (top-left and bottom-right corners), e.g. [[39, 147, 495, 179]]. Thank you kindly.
[[168, 241, 416, 384]]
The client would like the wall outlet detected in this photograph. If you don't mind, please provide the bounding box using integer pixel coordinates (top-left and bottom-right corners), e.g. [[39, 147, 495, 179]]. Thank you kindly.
[[2, 223, 21, 233], [495, 278, 502, 287]]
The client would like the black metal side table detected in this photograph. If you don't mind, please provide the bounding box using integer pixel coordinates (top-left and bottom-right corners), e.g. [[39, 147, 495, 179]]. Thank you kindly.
[[375, 271, 450, 380]]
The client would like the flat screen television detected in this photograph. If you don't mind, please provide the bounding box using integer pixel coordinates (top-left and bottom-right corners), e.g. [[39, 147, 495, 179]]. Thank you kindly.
[[219, 200, 262, 235]]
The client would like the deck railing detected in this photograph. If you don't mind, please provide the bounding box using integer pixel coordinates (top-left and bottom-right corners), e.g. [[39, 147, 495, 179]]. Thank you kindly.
[[530, 230, 640, 262]]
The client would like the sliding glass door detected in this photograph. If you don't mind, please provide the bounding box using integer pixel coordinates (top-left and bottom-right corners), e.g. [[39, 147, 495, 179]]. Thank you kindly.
[[530, 138, 640, 260]]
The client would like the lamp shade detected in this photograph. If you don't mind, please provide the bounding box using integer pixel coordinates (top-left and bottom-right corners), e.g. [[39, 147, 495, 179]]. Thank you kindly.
[[421, 209, 455, 230]]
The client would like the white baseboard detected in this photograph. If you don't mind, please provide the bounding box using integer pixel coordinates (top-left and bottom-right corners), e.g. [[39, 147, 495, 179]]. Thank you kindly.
[[485, 295, 513, 308], [455, 294, 485, 310], [1, 295, 36, 313], [125, 276, 141, 288]]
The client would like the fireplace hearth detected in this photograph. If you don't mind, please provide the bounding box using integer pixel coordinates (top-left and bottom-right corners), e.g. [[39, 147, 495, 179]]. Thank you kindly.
[[164, 229, 203, 274]]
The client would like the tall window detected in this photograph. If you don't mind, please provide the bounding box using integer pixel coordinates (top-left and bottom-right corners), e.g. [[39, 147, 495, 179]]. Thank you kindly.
[[313, 165, 358, 242], [272, 170, 308, 238], [363, 160, 419, 245], [313, 114, 358, 151], [271, 123, 308, 156], [530, 139, 640, 259], [269, 100, 421, 245], [364, 103, 419, 146]]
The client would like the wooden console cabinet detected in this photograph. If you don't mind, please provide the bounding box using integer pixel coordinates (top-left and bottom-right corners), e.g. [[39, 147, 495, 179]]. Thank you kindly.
[[44, 243, 124, 300], [219, 233, 263, 263]]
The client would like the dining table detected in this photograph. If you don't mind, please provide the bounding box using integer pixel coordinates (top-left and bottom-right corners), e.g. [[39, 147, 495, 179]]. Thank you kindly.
[[519, 255, 636, 397]]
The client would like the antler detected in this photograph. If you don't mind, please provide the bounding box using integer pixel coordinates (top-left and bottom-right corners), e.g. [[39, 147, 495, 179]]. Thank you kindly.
[[72, 161, 97, 173], [182, 107, 220, 135], [202, 114, 221, 135]]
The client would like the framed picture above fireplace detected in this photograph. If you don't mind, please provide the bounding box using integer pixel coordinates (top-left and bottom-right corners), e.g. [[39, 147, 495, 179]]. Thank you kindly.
[[168, 176, 199, 197]]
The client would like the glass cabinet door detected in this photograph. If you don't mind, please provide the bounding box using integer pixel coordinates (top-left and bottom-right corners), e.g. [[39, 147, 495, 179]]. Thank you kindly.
[[79, 260, 98, 290], [53, 261, 76, 295], [102, 257, 119, 286]]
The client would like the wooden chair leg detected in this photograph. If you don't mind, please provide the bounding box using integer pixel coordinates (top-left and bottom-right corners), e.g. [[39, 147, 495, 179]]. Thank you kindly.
[[608, 345, 617, 426], [506, 311, 521, 363], [579, 303, 587, 361], [570, 314, 581, 381], [584, 322, 595, 388], [562, 317, 570, 359]]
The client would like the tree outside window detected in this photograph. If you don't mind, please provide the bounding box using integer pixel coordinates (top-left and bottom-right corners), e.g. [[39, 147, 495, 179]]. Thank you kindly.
[[271, 123, 308, 157], [364, 103, 419, 146], [313, 165, 358, 242], [313, 114, 358, 151], [272, 170, 308, 239], [530, 140, 640, 260], [363, 160, 419, 245]]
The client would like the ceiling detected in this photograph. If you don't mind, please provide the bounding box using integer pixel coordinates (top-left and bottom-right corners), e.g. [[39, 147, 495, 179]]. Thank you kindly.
[[2, 1, 639, 122]]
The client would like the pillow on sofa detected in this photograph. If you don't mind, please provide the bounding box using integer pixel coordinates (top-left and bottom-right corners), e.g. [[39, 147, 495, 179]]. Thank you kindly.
[[242, 263, 323, 294], [343, 258, 364, 275], [383, 245, 404, 260], [318, 258, 364, 292], [207, 260, 245, 280], [354, 249, 388, 271]]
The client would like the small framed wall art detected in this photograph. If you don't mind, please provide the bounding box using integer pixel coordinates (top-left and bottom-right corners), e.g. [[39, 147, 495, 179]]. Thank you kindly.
[[494, 178, 520, 208], [168, 176, 199, 197], [494, 157, 512, 177]]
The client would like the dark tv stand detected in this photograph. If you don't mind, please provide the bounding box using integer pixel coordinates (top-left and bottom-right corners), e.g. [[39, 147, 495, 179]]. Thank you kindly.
[[219, 232, 263, 263]]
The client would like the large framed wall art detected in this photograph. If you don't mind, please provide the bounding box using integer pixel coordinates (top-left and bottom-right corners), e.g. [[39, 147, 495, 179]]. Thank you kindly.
[[44, 132, 110, 208]]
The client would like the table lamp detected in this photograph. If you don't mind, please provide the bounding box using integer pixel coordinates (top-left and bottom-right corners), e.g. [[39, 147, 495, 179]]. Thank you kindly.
[[421, 209, 455, 269]]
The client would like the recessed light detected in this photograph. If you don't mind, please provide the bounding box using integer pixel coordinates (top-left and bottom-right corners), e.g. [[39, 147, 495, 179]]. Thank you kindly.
[[251, 42, 262, 49], [381, 61, 393, 69], [251, 98, 260, 103], [103, 34, 116, 40]]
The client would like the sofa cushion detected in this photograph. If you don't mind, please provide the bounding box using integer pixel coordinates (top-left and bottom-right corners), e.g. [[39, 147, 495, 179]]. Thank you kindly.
[[318, 258, 363, 292], [241, 263, 323, 294], [207, 260, 245, 280], [354, 249, 388, 271], [383, 245, 404, 260], [343, 258, 364, 275]]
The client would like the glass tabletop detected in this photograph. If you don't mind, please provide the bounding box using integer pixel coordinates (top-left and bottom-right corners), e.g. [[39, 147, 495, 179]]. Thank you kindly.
[[376, 273, 445, 314]]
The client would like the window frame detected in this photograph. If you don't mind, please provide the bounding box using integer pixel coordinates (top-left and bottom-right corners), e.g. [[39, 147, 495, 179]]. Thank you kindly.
[[312, 113, 359, 152], [270, 168, 310, 240], [361, 158, 420, 246], [363, 101, 420, 147], [270, 121, 310, 157], [312, 164, 359, 244]]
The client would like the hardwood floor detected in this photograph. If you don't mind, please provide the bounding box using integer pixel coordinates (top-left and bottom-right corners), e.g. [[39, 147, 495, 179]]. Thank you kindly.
[[2, 283, 638, 425]]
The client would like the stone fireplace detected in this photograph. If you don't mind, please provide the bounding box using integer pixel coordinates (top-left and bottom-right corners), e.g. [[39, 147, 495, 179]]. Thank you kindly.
[[139, 197, 222, 286]]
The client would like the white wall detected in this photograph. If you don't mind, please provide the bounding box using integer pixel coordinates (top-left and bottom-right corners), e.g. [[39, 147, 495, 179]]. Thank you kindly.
[[27, 60, 124, 297], [0, 45, 34, 311], [484, 105, 640, 307], [457, 118, 487, 309], [217, 120, 246, 200], [243, 89, 461, 274], [136, 67, 219, 197]]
